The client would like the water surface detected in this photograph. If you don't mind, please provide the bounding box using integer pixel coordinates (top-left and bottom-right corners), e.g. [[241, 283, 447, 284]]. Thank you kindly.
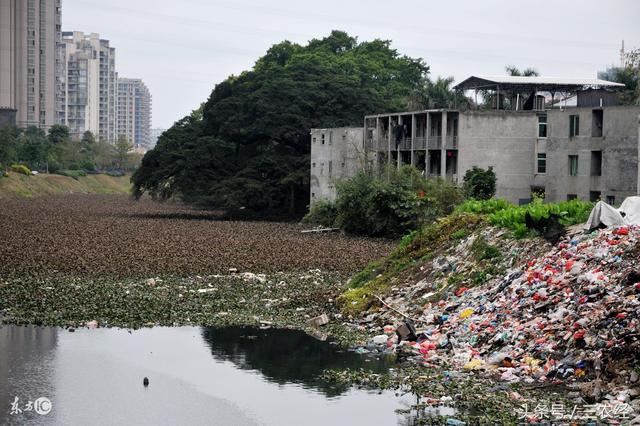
[[1, 325, 414, 425]]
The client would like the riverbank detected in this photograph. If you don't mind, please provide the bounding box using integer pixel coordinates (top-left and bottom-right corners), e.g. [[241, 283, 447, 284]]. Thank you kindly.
[[0, 172, 131, 198]]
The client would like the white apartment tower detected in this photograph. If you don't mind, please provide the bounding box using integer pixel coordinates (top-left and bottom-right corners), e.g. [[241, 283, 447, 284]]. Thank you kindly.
[[117, 78, 151, 148], [0, 0, 62, 128], [57, 31, 117, 142]]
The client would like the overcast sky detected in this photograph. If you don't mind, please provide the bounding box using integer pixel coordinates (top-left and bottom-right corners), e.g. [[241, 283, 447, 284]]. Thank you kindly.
[[62, 0, 640, 129]]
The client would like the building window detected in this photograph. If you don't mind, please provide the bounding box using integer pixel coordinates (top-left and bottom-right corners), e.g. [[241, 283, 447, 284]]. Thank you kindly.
[[321, 134, 325, 145], [590, 191, 601, 202], [329, 131, 333, 145], [320, 162, 324, 175], [537, 153, 546, 174], [606, 195, 615, 205], [312, 137, 316, 143], [590, 151, 602, 176], [328, 161, 332, 176], [538, 116, 547, 138], [568, 155, 578, 176], [592, 110, 603, 137], [312, 162, 316, 168], [569, 115, 580, 137], [567, 194, 578, 201], [311, 192, 315, 198]]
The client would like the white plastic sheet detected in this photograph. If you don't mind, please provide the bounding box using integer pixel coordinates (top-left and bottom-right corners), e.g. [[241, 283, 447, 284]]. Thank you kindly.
[[584, 196, 640, 230]]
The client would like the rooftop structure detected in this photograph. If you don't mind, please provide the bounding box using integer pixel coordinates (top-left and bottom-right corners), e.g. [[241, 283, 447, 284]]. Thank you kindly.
[[454, 75, 624, 93]]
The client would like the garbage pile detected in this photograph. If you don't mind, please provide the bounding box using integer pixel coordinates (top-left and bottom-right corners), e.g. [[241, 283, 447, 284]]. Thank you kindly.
[[367, 225, 640, 388]]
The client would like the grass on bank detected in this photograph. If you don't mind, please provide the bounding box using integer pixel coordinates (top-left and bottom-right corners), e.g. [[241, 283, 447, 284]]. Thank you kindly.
[[0, 172, 131, 198], [338, 213, 485, 315]]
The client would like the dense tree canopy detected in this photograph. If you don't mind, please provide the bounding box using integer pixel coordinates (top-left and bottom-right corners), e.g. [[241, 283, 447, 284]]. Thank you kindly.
[[132, 31, 431, 217]]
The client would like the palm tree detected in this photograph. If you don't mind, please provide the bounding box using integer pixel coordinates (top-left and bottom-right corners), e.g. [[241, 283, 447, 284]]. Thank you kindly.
[[408, 76, 470, 110], [505, 65, 539, 77]]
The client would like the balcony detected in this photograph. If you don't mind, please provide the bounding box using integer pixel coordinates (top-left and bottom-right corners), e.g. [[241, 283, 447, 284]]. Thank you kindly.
[[397, 137, 411, 150], [445, 135, 458, 149], [413, 137, 426, 150], [427, 135, 442, 150]]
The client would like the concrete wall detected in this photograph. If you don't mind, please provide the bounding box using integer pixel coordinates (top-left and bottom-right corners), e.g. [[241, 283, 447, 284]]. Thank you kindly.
[[458, 111, 539, 204], [545, 106, 639, 204], [310, 127, 364, 203]]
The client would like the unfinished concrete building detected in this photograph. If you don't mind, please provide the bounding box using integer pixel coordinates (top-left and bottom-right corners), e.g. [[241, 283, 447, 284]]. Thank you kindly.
[[309, 127, 364, 202], [310, 76, 640, 205]]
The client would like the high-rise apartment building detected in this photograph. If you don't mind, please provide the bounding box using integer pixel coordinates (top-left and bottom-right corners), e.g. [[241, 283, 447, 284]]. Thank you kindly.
[[57, 31, 117, 142], [0, 0, 62, 128], [117, 78, 151, 148]]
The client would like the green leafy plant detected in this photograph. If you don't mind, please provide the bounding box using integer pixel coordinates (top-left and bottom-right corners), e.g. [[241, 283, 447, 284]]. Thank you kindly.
[[457, 197, 593, 238]]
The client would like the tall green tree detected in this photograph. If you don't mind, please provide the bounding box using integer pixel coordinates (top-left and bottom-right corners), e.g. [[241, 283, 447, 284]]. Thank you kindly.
[[133, 31, 431, 217], [0, 125, 19, 169], [115, 135, 134, 170], [17, 126, 49, 170], [610, 66, 639, 105], [48, 124, 70, 145]]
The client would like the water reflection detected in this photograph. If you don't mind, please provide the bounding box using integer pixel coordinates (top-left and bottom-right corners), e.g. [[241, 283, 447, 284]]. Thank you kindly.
[[0, 326, 57, 425], [0, 326, 409, 425], [201, 327, 393, 397]]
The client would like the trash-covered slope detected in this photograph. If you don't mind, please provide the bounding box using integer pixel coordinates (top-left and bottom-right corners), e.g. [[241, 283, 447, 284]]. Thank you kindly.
[[339, 213, 552, 317], [353, 224, 640, 392]]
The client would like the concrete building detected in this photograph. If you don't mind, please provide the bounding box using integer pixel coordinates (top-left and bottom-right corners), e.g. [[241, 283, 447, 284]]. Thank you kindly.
[[57, 31, 118, 142], [0, 0, 62, 129], [311, 76, 640, 205], [117, 78, 151, 148], [309, 127, 364, 202]]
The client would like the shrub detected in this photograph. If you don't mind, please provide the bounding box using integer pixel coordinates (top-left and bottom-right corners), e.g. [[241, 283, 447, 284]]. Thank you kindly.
[[463, 166, 496, 200], [334, 166, 464, 237], [302, 199, 338, 227], [10, 164, 31, 175], [56, 169, 87, 179], [107, 170, 125, 177], [47, 158, 62, 173], [80, 160, 96, 172]]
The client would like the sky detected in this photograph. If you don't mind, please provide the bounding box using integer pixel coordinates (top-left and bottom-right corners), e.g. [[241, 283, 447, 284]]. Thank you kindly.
[[62, 0, 640, 129]]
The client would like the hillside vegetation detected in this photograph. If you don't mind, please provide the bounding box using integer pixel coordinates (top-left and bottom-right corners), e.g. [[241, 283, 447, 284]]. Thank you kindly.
[[0, 172, 131, 198]]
